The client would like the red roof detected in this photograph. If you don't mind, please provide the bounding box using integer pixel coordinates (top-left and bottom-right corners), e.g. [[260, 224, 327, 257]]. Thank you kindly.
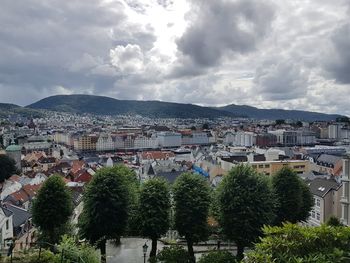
[[141, 151, 175, 160]]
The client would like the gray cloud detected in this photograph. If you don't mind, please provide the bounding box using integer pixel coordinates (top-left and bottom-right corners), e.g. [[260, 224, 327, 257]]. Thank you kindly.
[[324, 22, 350, 84], [254, 58, 309, 101], [0, 0, 156, 105], [176, 0, 275, 68]]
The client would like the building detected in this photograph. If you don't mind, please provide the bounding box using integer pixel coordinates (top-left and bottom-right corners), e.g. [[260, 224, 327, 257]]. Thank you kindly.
[[328, 124, 342, 140], [157, 132, 182, 148], [0, 206, 14, 249], [5, 143, 22, 171], [96, 134, 114, 152], [307, 178, 342, 226], [341, 158, 350, 225]]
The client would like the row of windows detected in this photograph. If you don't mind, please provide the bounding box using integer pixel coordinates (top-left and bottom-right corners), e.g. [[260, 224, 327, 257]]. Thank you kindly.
[[313, 197, 321, 207], [311, 210, 321, 221]]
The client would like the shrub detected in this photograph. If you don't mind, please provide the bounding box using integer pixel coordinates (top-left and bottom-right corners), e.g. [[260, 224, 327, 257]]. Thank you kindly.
[[198, 250, 238, 263], [154, 245, 190, 263]]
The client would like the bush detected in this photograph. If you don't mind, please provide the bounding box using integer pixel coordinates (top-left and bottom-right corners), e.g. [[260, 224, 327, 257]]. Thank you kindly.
[[198, 250, 238, 263], [154, 245, 190, 263], [245, 223, 350, 262]]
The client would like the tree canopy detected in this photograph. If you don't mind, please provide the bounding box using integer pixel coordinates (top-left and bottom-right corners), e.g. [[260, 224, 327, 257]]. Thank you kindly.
[[139, 178, 171, 258], [78, 166, 134, 263], [216, 165, 276, 260], [173, 172, 211, 263], [272, 167, 313, 225], [0, 155, 18, 182], [32, 175, 73, 245]]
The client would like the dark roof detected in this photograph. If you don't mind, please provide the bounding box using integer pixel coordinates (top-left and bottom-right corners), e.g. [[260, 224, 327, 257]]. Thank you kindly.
[[1, 206, 13, 217], [3, 204, 31, 228], [307, 178, 341, 198], [155, 171, 183, 184], [221, 155, 248, 163], [316, 154, 342, 166]]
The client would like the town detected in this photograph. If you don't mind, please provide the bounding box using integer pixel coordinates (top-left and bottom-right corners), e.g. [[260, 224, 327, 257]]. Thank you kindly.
[[0, 109, 350, 262]]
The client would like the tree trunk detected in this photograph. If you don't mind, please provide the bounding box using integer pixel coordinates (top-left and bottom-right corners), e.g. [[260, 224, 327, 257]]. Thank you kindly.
[[187, 238, 195, 263], [100, 239, 107, 263], [236, 243, 244, 261], [150, 237, 157, 258]]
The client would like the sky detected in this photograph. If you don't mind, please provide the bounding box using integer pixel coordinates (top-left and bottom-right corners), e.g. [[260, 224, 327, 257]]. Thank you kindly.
[[0, 0, 349, 115]]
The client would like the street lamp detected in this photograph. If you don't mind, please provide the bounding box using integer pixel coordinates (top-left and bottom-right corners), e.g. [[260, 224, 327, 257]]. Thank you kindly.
[[142, 242, 148, 263]]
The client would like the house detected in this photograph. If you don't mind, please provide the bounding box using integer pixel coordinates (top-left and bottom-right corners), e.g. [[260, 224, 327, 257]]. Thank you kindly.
[[2, 204, 31, 238], [0, 206, 14, 249], [313, 154, 343, 176], [3, 184, 42, 209], [307, 178, 342, 226]]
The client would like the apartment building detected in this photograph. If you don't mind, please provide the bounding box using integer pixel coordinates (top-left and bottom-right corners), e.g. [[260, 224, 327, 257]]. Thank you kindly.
[[341, 158, 350, 225], [307, 178, 342, 226]]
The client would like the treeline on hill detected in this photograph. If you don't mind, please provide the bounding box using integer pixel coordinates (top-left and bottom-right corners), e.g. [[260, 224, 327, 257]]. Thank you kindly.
[[29, 165, 350, 263]]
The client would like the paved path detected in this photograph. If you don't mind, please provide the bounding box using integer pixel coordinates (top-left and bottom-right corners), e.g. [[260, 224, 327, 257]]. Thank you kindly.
[[107, 238, 165, 263]]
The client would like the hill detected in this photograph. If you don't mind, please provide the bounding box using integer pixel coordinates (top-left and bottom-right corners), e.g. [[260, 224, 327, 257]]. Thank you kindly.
[[0, 103, 43, 119], [28, 95, 237, 119], [27, 95, 343, 121], [218, 104, 342, 121]]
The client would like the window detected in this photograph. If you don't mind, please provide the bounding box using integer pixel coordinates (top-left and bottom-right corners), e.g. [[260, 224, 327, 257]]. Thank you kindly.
[[6, 220, 9, 230], [265, 164, 270, 168], [311, 210, 315, 218], [258, 164, 264, 168], [316, 198, 321, 207], [316, 212, 320, 221]]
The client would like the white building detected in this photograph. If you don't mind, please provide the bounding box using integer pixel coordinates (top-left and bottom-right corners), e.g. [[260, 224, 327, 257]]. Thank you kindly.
[[96, 134, 114, 151], [134, 136, 158, 149], [181, 132, 209, 145], [341, 158, 350, 225], [0, 207, 13, 249], [157, 132, 182, 148], [328, 124, 342, 140]]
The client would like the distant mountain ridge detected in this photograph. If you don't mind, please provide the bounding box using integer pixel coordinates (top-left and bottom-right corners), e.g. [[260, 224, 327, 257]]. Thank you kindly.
[[27, 95, 237, 119], [25, 94, 343, 121], [0, 103, 43, 118], [218, 104, 342, 122]]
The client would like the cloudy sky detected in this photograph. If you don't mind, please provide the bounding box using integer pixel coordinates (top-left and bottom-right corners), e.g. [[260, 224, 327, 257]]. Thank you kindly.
[[0, 0, 349, 115]]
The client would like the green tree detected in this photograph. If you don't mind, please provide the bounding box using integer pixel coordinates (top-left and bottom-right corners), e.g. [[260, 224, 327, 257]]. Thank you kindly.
[[245, 223, 350, 262], [173, 173, 211, 263], [326, 216, 343, 227], [32, 175, 73, 246], [139, 178, 171, 258], [78, 166, 132, 263], [0, 155, 18, 182], [272, 167, 312, 225], [275, 119, 285, 125], [216, 165, 275, 260]]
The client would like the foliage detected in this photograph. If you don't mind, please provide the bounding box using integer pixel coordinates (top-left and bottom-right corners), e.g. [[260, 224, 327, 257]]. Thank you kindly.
[[79, 166, 134, 261], [198, 250, 238, 263], [0, 155, 18, 182], [153, 245, 190, 263], [275, 119, 285, 125], [173, 172, 211, 262], [245, 223, 350, 263], [57, 235, 99, 263], [216, 165, 275, 260], [32, 175, 73, 245], [272, 167, 313, 225], [326, 216, 343, 227], [139, 178, 171, 257]]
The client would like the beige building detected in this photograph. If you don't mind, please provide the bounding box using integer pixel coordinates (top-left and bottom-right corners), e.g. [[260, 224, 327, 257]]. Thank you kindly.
[[219, 158, 311, 176], [307, 178, 342, 226]]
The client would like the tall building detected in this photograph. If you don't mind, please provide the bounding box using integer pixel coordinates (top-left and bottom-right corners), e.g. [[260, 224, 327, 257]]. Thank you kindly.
[[341, 158, 350, 225], [5, 143, 22, 171]]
